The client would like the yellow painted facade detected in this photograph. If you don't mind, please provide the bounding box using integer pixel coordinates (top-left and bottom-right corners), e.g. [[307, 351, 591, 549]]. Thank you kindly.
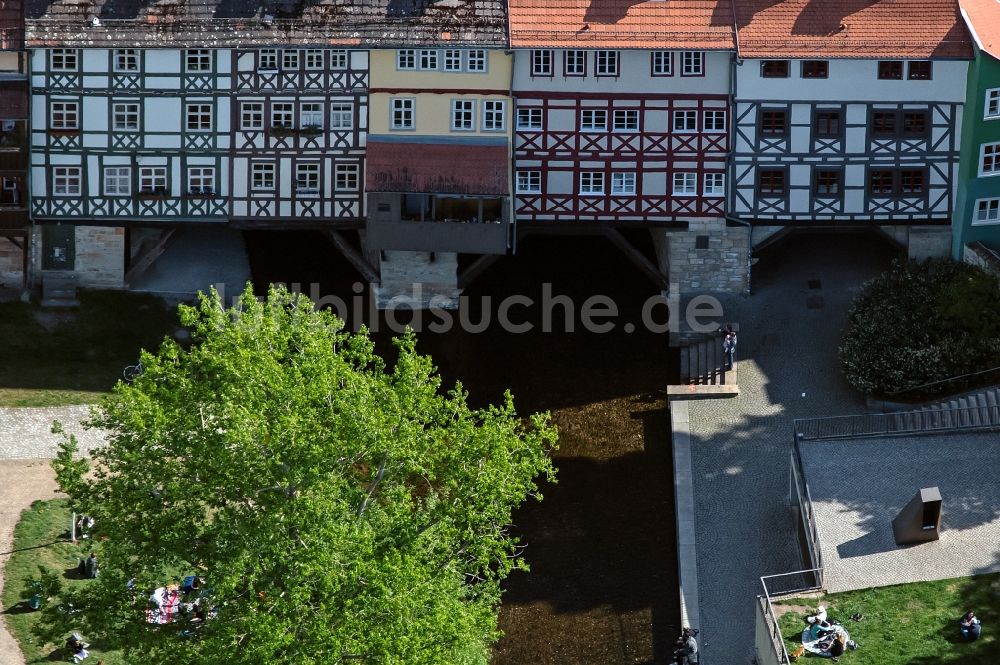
[[368, 48, 513, 139]]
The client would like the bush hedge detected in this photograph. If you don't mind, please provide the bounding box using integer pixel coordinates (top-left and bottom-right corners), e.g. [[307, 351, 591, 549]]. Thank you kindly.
[[839, 259, 1000, 396]]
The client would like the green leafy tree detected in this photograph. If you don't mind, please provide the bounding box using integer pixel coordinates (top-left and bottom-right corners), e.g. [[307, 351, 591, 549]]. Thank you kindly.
[[49, 285, 557, 664]]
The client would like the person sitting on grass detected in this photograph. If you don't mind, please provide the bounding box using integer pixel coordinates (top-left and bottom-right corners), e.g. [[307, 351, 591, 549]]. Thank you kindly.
[[960, 611, 982, 641], [66, 632, 90, 663], [807, 615, 836, 640], [829, 633, 847, 658]]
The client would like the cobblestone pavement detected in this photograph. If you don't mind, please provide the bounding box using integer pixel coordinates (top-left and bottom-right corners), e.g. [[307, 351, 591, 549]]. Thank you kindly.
[[684, 234, 898, 664], [0, 461, 62, 665], [0, 405, 106, 459]]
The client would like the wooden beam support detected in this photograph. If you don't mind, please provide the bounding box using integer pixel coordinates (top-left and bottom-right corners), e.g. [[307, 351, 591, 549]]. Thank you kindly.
[[458, 254, 502, 290], [322, 230, 380, 284], [124, 229, 176, 287], [601, 227, 668, 289]]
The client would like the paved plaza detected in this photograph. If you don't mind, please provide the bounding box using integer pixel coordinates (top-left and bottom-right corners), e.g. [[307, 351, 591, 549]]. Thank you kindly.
[[0, 405, 105, 459], [682, 233, 896, 664], [800, 432, 1000, 593]]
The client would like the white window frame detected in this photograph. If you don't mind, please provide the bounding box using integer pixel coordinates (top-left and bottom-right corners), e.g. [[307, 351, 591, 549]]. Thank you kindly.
[[565, 50, 586, 76], [482, 100, 506, 132], [652, 51, 673, 76], [613, 109, 639, 132], [580, 172, 604, 195], [299, 102, 323, 130], [595, 50, 619, 77], [681, 51, 704, 76], [419, 50, 438, 71], [330, 102, 353, 129], [50, 49, 77, 72], [531, 50, 553, 76], [673, 110, 698, 132], [259, 49, 278, 71], [986, 88, 1000, 120], [295, 163, 320, 197], [396, 50, 416, 70], [451, 99, 475, 131], [103, 166, 130, 196], [443, 49, 462, 72], [516, 107, 542, 130], [329, 50, 348, 70], [251, 163, 275, 192], [981, 142, 1000, 176], [241, 102, 264, 130], [703, 110, 726, 133], [187, 166, 216, 195], [466, 49, 487, 72], [139, 166, 167, 194], [703, 173, 725, 197], [673, 172, 697, 195], [581, 109, 608, 132], [112, 102, 139, 131], [185, 103, 213, 132], [334, 163, 359, 192], [304, 49, 324, 70], [113, 49, 138, 73], [271, 102, 294, 128], [50, 101, 78, 130], [516, 170, 541, 194], [53, 166, 81, 196], [391, 98, 415, 130], [611, 172, 636, 195], [281, 50, 299, 70], [185, 49, 212, 73], [973, 197, 1000, 225]]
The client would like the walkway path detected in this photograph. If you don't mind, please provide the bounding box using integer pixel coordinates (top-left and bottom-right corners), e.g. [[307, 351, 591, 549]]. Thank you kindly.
[[684, 235, 896, 664], [0, 405, 102, 665]]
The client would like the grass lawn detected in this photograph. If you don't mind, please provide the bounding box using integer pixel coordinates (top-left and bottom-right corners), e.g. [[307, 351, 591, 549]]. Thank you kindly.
[[773, 574, 1000, 664], [0, 290, 178, 407], [2, 499, 124, 663]]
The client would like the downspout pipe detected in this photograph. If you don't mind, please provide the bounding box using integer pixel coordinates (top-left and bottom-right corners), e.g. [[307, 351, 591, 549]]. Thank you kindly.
[[727, 7, 751, 295]]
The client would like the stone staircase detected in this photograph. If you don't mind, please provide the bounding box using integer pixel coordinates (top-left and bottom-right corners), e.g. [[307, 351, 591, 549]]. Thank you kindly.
[[668, 325, 739, 397], [912, 386, 1000, 429]]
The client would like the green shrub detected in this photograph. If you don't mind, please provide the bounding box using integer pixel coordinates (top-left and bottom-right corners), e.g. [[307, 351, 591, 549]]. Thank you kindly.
[[840, 259, 1000, 396]]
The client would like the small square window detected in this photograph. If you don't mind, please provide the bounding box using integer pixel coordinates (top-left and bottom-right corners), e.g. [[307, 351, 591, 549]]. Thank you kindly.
[[902, 111, 928, 138], [391, 98, 415, 130], [516, 170, 541, 194], [652, 51, 672, 76], [872, 111, 897, 137], [186, 103, 213, 132], [241, 102, 264, 130], [113, 102, 139, 131], [397, 50, 416, 70], [271, 103, 294, 128], [335, 164, 359, 192], [329, 50, 348, 70], [704, 110, 726, 132], [974, 198, 1000, 224], [443, 49, 462, 72], [282, 50, 299, 70], [813, 170, 841, 196], [482, 100, 506, 131], [695, 235, 710, 250], [703, 173, 725, 197], [53, 166, 82, 196], [580, 172, 604, 195], [758, 170, 785, 196], [814, 110, 841, 138], [565, 50, 586, 76], [187, 167, 216, 195], [801, 60, 828, 78], [113, 49, 138, 73], [252, 163, 275, 192], [986, 89, 1000, 120], [595, 51, 619, 76], [673, 110, 697, 132], [51, 49, 77, 72], [613, 109, 639, 132], [760, 110, 787, 136], [681, 51, 704, 76], [761, 60, 789, 78], [531, 50, 553, 76], [981, 142, 1000, 175], [295, 163, 320, 196], [330, 102, 353, 129], [300, 102, 323, 130], [185, 50, 212, 73], [139, 166, 168, 193], [869, 169, 895, 195], [907, 61, 932, 80], [304, 50, 324, 70], [611, 172, 636, 195], [673, 172, 697, 195], [50, 101, 79, 130], [466, 50, 487, 72], [451, 99, 475, 131], [104, 167, 131, 196], [900, 169, 925, 194], [419, 50, 438, 71], [259, 50, 278, 70], [517, 108, 543, 130], [878, 61, 903, 80], [581, 109, 608, 131]]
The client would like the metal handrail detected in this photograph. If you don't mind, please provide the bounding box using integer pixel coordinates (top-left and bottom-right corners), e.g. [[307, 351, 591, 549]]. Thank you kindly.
[[885, 364, 1000, 399], [794, 404, 1000, 441], [758, 568, 825, 665]]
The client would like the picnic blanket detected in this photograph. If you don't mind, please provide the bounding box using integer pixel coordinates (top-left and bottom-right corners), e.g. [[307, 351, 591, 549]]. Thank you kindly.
[[801, 625, 850, 657], [145, 588, 181, 624]]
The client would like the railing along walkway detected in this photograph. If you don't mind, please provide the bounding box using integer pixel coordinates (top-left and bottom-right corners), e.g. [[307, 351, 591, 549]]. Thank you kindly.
[[795, 404, 1000, 442]]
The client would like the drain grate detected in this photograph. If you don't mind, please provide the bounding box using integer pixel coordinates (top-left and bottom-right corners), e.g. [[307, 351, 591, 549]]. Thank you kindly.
[[807, 279, 822, 290], [806, 295, 825, 309]]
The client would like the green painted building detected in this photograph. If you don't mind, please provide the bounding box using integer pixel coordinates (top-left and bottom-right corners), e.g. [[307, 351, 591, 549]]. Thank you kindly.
[[954, 0, 1000, 258]]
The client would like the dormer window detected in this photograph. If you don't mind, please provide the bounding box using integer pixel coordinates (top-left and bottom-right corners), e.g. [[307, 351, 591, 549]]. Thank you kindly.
[[761, 60, 789, 78]]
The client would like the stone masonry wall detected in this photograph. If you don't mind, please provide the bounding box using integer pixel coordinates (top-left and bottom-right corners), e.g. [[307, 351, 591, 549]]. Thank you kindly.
[[75, 226, 125, 288], [652, 219, 750, 296]]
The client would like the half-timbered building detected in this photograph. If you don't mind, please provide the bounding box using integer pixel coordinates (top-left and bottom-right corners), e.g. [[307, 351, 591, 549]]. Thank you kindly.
[[508, 0, 744, 295], [364, 1, 510, 308], [0, 0, 27, 290], [730, 0, 973, 259], [25, 0, 380, 289]]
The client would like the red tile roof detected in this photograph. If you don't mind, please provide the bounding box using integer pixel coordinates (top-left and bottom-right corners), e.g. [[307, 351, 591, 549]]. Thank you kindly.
[[508, 0, 736, 49], [960, 0, 1000, 60], [735, 0, 973, 59], [366, 140, 509, 195]]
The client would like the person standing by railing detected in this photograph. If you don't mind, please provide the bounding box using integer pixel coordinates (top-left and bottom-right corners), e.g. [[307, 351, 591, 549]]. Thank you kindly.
[[722, 325, 737, 371]]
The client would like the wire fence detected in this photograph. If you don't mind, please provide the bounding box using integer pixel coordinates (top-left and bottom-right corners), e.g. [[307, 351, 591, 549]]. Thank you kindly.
[[794, 404, 1000, 441]]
